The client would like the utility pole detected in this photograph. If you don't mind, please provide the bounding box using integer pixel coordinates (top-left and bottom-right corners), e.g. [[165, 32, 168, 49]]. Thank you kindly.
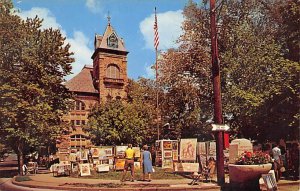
[[210, 0, 225, 185]]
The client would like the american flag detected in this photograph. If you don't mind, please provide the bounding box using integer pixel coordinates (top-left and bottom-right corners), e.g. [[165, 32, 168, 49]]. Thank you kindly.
[[154, 7, 159, 50]]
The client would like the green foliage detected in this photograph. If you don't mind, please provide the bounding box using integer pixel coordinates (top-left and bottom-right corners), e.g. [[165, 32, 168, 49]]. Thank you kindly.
[[84, 79, 157, 145], [0, 0, 74, 170], [157, 0, 299, 142]]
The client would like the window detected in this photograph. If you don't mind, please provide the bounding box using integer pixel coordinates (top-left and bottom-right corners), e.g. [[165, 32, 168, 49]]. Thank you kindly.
[[81, 120, 86, 125], [107, 33, 118, 48], [106, 64, 120, 79], [75, 100, 85, 111], [76, 120, 81, 126]]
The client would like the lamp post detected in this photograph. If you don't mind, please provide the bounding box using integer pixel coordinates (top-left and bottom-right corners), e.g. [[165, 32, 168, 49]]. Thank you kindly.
[[210, 0, 225, 185]]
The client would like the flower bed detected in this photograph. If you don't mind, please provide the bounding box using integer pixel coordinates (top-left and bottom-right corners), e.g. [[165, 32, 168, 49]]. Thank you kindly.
[[235, 151, 272, 165]]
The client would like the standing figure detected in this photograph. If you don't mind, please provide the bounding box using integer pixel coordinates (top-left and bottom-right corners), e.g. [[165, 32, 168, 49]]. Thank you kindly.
[[121, 144, 135, 182], [272, 143, 282, 182], [290, 143, 299, 180], [141, 145, 153, 182]]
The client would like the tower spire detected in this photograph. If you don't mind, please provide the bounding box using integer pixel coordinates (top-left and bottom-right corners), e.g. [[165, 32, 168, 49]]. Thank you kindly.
[[107, 11, 111, 26]]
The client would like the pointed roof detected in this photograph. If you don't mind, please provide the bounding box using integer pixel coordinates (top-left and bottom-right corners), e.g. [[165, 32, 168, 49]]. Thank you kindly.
[[93, 19, 128, 58], [64, 65, 98, 94]]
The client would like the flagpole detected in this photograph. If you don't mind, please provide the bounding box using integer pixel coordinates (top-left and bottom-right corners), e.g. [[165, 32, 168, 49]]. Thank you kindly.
[[154, 7, 159, 140]]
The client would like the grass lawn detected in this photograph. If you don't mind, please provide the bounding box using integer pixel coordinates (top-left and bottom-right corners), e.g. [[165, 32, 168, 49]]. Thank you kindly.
[[77, 166, 190, 180]]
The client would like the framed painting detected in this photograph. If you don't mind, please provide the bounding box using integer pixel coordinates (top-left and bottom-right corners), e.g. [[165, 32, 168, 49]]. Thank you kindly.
[[163, 141, 172, 150], [179, 138, 197, 161], [91, 147, 100, 158], [116, 146, 127, 158], [198, 142, 207, 155], [105, 147, 113, 156], [174, 162, 199, 172], [79, 163, 91, 176], [79, 150, 88, 161], [115, 158, 125, 170], [172, 141, 178, 150], [96, 164, 110, 172], [164, 150, 172, 158], [162, 158, 173, 169], [132, 147, 141, 158], [69, 153, 77, 162], [172, 151, 178, 161], [209, 142, 216, 156]]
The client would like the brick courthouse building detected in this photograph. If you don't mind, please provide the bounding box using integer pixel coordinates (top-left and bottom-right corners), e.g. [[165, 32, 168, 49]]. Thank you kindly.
[[57, 20, 129, 153]]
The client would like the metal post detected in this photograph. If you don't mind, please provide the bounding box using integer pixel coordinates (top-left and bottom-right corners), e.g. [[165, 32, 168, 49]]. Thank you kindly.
[[210, 0, 225, 185], [156, 49, 159, 140]]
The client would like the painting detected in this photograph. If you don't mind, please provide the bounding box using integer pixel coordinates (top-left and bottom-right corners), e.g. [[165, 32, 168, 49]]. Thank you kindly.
[[209, 142, 216, 156], [69, 153, 77, 162], [91, 147, 99, 157], [174, 162, 199, 172], [116, 146, 128, 158], [172, 151, 178, 161], [180, 138, 197, 161], [79, 163, 91, 176], [105, 147, 113, 156], [115, 159, 126, 170], [79, 150, 88, 161], [163, 141, 172, 150], [198, 142, 207, 155], [164, 151, 172, 158], [172, 141, 178, 150], [132, 147, 141, 158], [96, 164, 110, 172], [162, 158, 173, 169]]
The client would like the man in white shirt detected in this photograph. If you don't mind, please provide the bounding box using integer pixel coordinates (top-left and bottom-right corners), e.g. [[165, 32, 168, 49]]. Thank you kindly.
[[272, 143, 282, 182]]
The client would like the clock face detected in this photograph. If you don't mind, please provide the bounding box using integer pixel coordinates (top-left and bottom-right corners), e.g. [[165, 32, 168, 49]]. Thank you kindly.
[[108, 33, 118, 48]]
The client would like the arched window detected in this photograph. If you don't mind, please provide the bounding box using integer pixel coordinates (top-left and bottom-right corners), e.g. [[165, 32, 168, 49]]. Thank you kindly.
[[107, 33, 118, 48], [75, 100, 85, 111], [106, 64, 120, 79]]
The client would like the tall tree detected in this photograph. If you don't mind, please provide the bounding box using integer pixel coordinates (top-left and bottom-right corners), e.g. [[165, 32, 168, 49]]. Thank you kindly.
[[158, 1, 213, 140], [84, 79, 157, 146], [0, 1, 73, 174], [158, 0, 299, 142]]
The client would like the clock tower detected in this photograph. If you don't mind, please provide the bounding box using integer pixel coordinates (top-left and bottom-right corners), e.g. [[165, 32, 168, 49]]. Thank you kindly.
[[91, 18, 128, 102]]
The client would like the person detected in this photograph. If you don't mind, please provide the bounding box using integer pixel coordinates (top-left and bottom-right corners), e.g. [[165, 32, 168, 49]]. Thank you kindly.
[[272, 143, 282, 182], [22, 163, 28, 175], [290, 143, 299, 180], [121, 144, 135, 182], [141, 145, 153, 181], [203, 157, 216, 181]]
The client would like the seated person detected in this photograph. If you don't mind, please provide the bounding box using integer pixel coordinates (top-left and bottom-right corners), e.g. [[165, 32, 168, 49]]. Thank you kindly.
[[203, 157, 216, 181]]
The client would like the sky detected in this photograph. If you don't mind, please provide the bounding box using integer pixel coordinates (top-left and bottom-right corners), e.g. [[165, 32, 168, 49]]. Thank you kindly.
[[13, 0, 192, 80]]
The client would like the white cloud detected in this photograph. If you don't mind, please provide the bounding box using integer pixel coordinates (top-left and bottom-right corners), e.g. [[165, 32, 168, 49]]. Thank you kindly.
[[17, 7, 66, 36], [16, 7, 93, 80], [85, 0, 102, 14], [65, 31, 93, 80], [139, 10, 184, 50]]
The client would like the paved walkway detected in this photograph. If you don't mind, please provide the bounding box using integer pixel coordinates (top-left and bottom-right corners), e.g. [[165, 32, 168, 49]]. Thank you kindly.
[[11, 172, 300, 191], [12, 172, 220, 191]]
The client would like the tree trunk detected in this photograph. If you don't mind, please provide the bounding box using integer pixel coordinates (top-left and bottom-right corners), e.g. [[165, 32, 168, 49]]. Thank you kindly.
[[17, 141, 24, 176]]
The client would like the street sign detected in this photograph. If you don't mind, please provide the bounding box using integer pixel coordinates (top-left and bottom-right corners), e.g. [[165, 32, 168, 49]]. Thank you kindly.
[[211, 124, 230, 131]]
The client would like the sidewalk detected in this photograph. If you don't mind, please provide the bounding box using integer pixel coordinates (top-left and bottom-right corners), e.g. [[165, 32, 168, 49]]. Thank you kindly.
[[12, 172, 300, 191], [12, 172, 220, 191]]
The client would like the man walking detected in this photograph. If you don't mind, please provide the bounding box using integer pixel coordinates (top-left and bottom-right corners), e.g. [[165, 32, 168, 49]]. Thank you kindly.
[[121, 144, 135, 182], [272, 143, 282, 182]]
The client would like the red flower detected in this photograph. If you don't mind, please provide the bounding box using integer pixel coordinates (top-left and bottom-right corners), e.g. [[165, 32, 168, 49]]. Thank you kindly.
[[246, 152, 252, 158]]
